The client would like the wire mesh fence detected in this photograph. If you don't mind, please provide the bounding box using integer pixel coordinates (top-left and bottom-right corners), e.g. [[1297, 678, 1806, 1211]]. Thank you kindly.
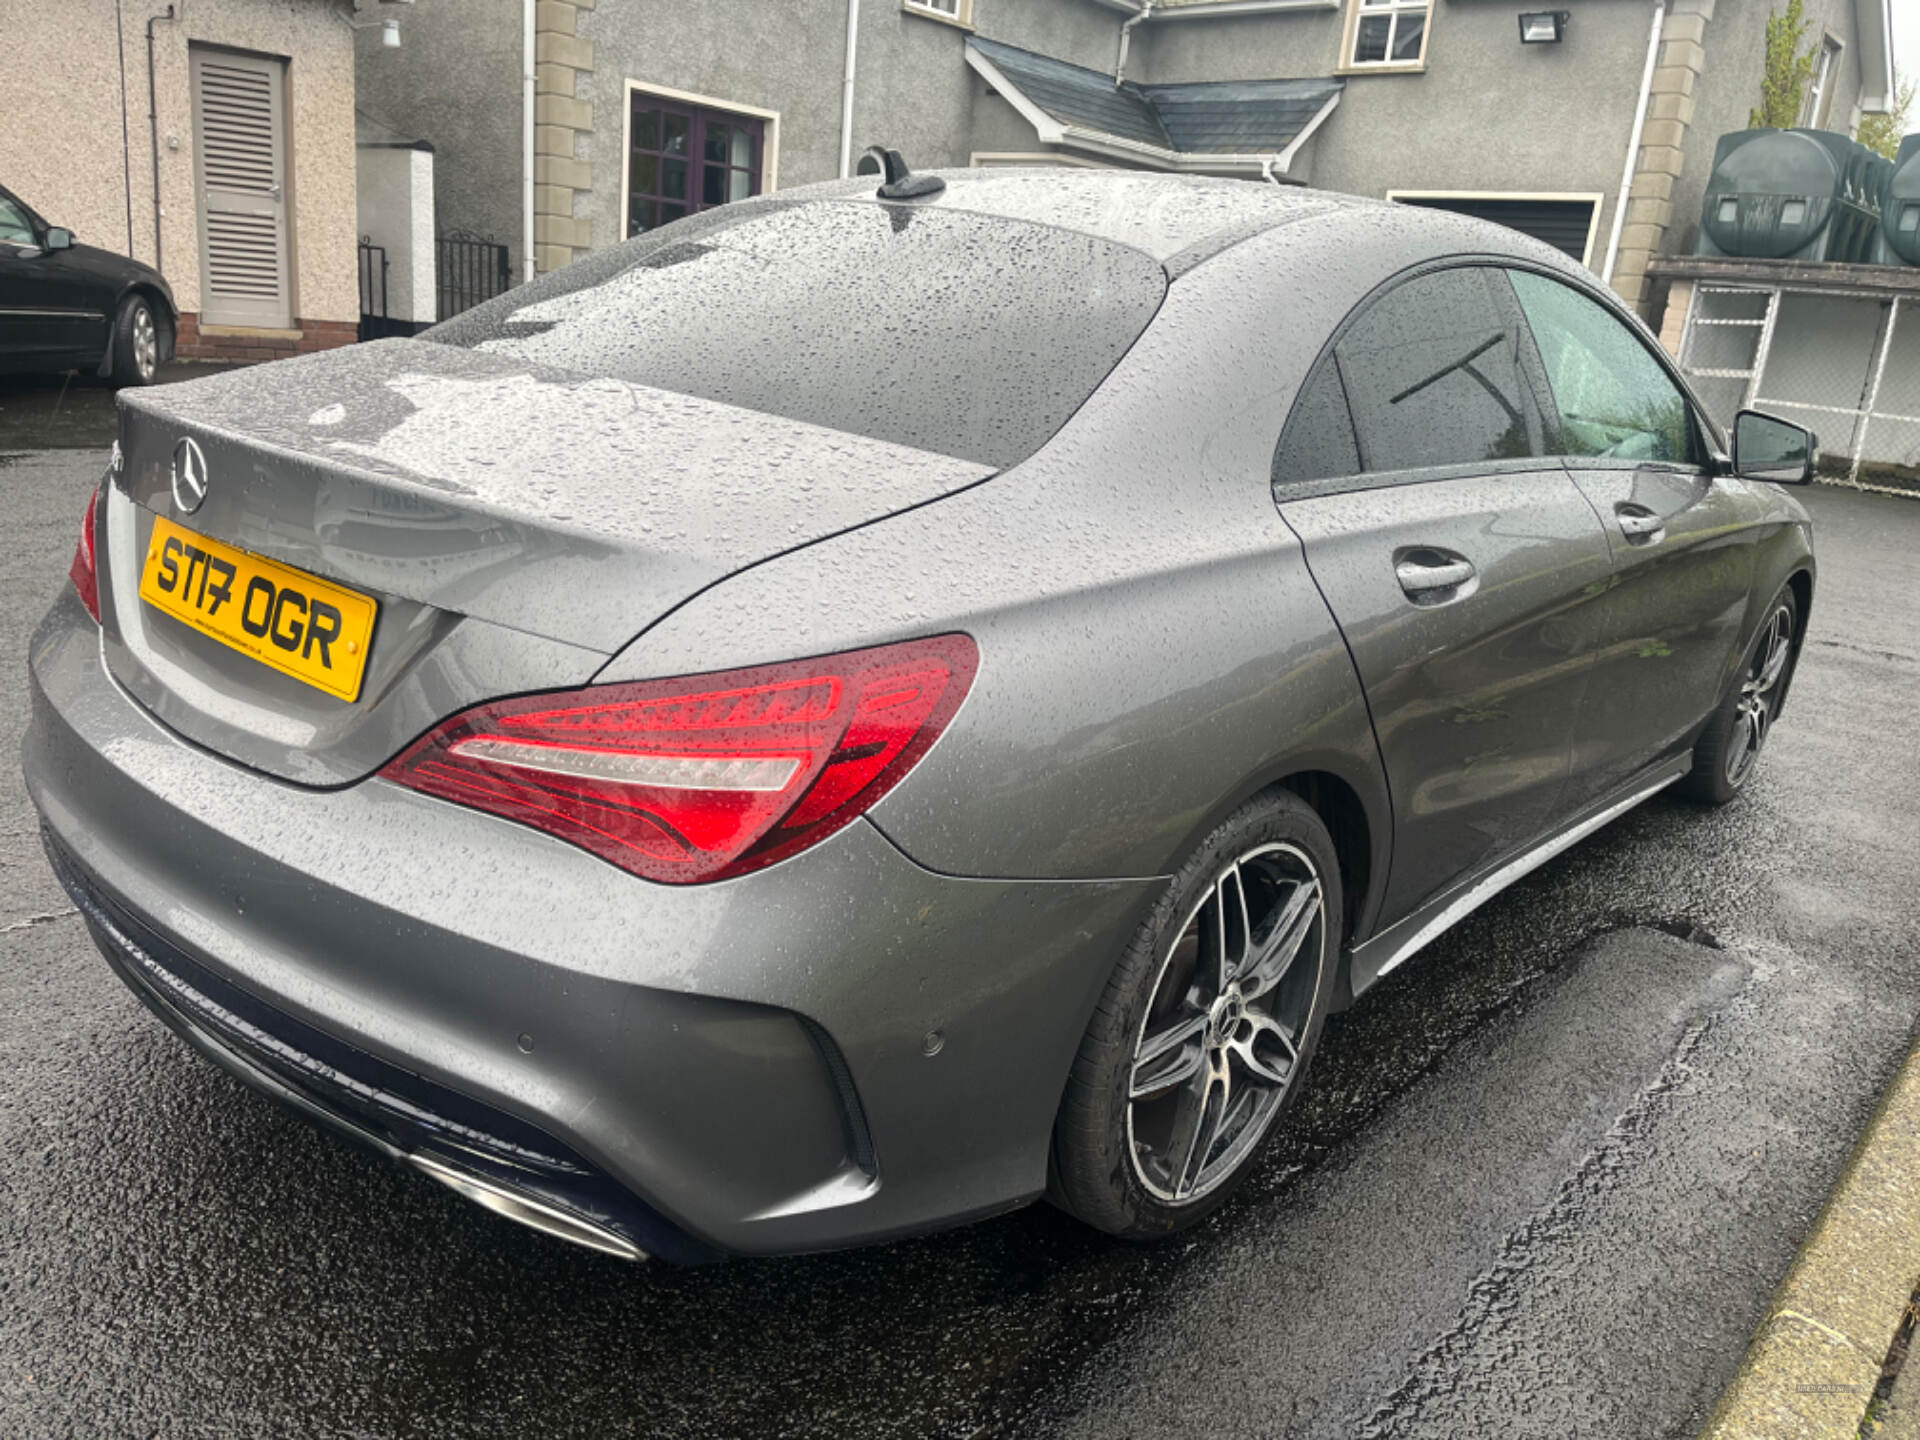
[[1676, 282, 1920, 493]]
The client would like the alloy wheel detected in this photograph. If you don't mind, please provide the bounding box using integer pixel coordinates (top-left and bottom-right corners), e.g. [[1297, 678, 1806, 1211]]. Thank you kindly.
[[1726, 601, 1793, 787], [1126, 843, 1325, 1204], [132, 305, 157, 381]]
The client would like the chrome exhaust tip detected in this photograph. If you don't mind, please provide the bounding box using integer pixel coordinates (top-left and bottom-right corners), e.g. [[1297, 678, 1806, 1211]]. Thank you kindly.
[[410, 1151, 649, 1262]]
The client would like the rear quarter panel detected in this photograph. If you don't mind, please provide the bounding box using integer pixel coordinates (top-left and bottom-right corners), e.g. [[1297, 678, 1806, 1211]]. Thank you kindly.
[[601, 210, 1551, 911]]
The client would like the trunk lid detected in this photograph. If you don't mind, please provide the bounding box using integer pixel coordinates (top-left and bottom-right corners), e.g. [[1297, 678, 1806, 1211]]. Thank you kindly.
[[99, 339, 993, 784]]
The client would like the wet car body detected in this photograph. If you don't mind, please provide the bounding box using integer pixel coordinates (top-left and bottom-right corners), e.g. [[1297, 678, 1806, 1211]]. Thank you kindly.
[[23, 172, 1814, 1261], [0, 182, 176, 382]]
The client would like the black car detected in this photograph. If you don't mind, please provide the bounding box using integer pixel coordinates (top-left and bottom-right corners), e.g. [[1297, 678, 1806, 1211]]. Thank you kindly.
[[0, 183, 175, 386]]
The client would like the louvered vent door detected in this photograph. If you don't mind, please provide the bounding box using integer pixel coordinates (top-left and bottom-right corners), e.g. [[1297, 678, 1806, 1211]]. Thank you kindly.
[[191, 49, 291, 328]]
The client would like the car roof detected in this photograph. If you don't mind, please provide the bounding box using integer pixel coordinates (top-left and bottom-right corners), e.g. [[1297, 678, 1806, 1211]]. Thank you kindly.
[[789, 167, 1384, 269]]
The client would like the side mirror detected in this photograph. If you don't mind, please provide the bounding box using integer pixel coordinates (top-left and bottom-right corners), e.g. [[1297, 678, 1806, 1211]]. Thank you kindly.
[[1731, 409, 1815, 485], [44, 226, 73, 251]]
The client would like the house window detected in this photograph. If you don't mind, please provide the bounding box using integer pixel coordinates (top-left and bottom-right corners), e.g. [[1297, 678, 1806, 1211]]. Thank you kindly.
[[1346, 0, 1432, 68], [627, 96, 764, 238], [1801, 35, 1842, 128], [903, 0, 974, 24]]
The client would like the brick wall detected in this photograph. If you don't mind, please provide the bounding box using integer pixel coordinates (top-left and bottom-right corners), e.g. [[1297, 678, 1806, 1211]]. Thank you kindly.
[[175, 314, 360, 364]]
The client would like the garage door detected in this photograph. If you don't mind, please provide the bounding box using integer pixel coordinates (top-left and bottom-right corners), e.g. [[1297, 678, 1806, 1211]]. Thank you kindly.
[[1394, 196, 1598, 266]]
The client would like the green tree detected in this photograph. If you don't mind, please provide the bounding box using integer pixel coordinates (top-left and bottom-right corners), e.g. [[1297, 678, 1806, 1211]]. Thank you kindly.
[[1856, 73, 1915, 161], [1747, 0, 1817, 130]]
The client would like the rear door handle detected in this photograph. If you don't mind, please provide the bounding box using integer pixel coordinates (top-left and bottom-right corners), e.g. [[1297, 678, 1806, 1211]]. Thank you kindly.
[[1394, 550, 1478, 602], [1616, 505, 1666, 543]]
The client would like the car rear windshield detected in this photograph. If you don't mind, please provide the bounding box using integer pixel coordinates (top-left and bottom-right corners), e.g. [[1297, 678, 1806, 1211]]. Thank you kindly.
[[424, 198, 1167, 469]]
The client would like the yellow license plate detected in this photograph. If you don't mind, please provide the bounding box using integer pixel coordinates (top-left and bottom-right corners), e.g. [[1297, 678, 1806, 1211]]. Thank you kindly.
[[140, 516, 377, 703]]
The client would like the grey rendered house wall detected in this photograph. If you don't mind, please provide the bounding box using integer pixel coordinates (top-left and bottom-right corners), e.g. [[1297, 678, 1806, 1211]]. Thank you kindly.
[[576, 0, 1137, 250], [353, 0, 527, 289], [1144, 0, 1677, 271]]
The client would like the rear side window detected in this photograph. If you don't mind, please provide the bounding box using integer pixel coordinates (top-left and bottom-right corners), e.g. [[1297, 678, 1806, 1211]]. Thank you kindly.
[[1273, 358, 1360, 487], [1507, 269, 1701, 465], [426, 201, 1168, 469], [1332, 266, 1548, 475]]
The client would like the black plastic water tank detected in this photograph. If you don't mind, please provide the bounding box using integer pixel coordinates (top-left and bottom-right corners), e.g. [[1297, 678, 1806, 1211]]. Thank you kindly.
[[1883, 134, 1920, 265], [1699, 128, 1886, 262]]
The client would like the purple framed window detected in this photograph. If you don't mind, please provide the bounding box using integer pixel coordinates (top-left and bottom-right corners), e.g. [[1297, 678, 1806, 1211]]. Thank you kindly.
[[628, 96, 763, 238]]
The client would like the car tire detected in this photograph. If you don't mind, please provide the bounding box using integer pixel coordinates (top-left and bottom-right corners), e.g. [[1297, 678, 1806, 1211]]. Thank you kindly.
[[1050, 788, 1342, 1239], [1681, 585, 1799, 807], [109, 295, 161, 387]]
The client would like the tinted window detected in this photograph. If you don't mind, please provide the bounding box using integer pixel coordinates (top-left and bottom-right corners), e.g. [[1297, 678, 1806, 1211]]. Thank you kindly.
[[426, 201, 1168, 469], [1273, 356, 1360, 486], [1334, 266, 1547, 473], [1508, 269, 1699, 464]]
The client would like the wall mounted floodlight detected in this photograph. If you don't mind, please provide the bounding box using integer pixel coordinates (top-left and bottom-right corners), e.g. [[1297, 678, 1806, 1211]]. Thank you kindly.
[[344, 14, 403, 47], [1518, 10, 1569, 43]]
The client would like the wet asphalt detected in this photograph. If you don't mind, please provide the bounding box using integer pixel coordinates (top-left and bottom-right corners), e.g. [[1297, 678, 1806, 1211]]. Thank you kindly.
[[2, 418, 1918, 1439]]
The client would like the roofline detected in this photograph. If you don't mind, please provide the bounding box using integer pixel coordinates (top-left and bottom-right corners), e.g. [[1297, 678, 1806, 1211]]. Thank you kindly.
[[962, 43, 1342, 179], [1855, 0, 1894, 112]]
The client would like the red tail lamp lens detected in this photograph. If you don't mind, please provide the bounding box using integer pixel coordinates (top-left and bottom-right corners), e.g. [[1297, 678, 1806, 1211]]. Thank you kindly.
[[380, 634, 979, 883], [70, 489, 101, 624]]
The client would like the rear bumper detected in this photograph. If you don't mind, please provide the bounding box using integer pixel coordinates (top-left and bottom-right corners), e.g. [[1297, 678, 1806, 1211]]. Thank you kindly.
[[23, 589, 1154, 1258], [46, 832, 709, 1263]]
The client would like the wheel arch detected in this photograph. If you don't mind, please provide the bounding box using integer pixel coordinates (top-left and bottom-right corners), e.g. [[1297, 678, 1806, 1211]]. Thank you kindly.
[[1776, 564, 1814, 719], [1159, 751, 1392, 1012], [96, 282, 177, 377]]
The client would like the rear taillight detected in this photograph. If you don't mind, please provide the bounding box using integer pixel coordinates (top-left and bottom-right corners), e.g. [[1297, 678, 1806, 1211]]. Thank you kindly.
[[380, 634, 978, 883], [70, 489, 101, 624]]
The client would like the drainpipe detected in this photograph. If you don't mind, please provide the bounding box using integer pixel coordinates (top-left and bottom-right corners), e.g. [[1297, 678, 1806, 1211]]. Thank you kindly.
[[146, 4, 175, 273], [116, 0, 134, 255], [1115, 0, 1153, 85], [1601, 0, 1665, 285], [838, 0, 860, 178], [522, 0, 536, 282]]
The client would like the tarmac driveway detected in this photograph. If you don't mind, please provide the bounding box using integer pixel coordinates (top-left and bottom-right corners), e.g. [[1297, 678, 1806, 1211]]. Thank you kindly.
[[2, 432, 1916, 1439]]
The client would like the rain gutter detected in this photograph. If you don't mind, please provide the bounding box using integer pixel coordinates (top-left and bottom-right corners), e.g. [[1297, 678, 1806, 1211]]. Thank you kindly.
[[1115, 0, 1153, 85]]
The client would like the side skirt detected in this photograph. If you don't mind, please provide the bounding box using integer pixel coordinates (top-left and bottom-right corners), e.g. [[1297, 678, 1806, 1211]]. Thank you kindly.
[[1346, 758, 1689, 999]]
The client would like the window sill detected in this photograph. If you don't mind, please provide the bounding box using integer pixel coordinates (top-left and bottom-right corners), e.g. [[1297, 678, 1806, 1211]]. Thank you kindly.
[[1334, 60, 1428, 76], [901, 3, 976, 31]]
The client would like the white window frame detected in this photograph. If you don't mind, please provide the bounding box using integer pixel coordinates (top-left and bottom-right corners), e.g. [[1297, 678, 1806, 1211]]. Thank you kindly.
[[1339, 0, 1434, 74], [902, 0, 974, 29], [1801, 33, 1843, 129], [1385, 190, 1606, 269]]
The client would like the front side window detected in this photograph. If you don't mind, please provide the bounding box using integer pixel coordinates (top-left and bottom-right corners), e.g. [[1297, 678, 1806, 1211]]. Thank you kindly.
[[0, 196, 37, 247], [1347, 0, 1432, 68], [627, 96, 763, 238], [1331, 267, 1546, 474], [1508, 269, 1699, 465]]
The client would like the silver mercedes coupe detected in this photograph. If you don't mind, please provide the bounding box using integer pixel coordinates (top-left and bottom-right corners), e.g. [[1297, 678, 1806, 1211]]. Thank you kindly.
[[25, 168, 1816, 1263]]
